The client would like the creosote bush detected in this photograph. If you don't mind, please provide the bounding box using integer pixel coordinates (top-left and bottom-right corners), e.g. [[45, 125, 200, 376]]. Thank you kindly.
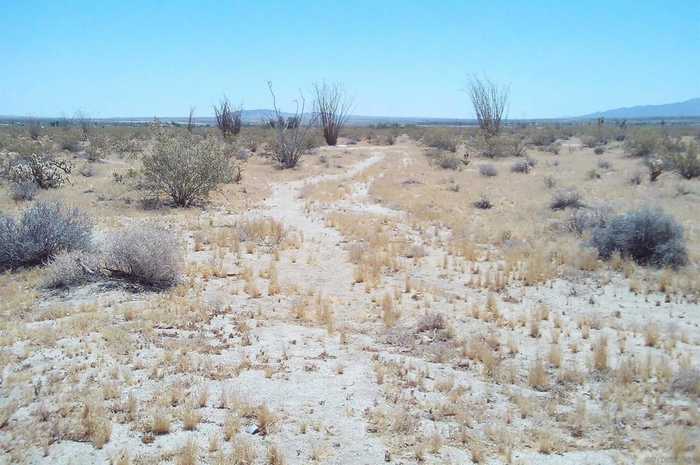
[[423, 129, 459, 152], [0, 201, 93, 271], [104, 224, 182, 288], [141, 134, 235, 207], [624, 127, 661, 157], [591, 208, 687, 268], [665, 141, 700, 179]]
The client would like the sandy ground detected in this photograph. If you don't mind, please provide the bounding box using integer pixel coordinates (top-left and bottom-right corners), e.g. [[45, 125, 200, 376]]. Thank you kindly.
[[0, 141, 699, 465]]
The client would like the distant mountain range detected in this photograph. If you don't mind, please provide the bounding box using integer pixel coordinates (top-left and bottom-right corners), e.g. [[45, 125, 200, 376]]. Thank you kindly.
[[580, 98, 700, 119], [3, 98, 700, 126]]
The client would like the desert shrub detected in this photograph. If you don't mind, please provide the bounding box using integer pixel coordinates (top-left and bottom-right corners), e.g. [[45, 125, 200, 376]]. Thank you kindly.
[[586, 168, 601, 180], [467, 76, 508, 138], [671, 368, 700, 397], [2, 152, 72, 189], [646, 158, 664, 182], [597, 159, 611, 169], [266, 82, 317, 168], [426, 149, 464, 170], [665, 141, 700, 179], [478, 134, 525, 158], [580, 135, 598, 148], [85, 144, 101, 162], [313, 82, 352, 146], [625, 127, 661, 157], [544, 142, 561, 155], [104, 224, 182, 288], [0, 201, 93, 271], [479, 164, 498, 177], [568, 206, 611, 235], [543, 176, 556, 189], [59, 134, 82, 153], [436, 154, 463, 170], [27, 120, 41, 140], [473, 195, 492, 209], [43, 250, 101, 289], [141, 135, 234, 207], [528, 128, 557, 147], [591, 208, 687, 268], [213, 97, 241, 138], [511, 160, 531, 173], [10, 181, 38, 201], [416, 312, 446, 332], [550, 189, 583, 210], [629, 172, 643, 185], [423, 129, 459, 152], [593, 147, 605, 155]]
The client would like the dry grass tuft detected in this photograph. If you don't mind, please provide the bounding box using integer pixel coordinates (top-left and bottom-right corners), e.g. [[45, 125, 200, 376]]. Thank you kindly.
[[176, 438, 198, 465], [528, 358, 548, 390], [592, 335, 609, 371]]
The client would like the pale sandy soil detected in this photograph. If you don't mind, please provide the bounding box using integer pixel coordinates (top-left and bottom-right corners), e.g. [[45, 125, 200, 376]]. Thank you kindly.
[[0, 140, 698, 465]]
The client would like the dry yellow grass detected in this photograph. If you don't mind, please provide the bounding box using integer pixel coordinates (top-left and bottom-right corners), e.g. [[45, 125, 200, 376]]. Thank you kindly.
[[1, 128, 698, 465]]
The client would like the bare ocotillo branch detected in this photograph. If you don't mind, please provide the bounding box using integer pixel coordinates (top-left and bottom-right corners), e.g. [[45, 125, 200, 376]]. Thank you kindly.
[[313, 81, 353, 146], [266, 81, 318, 169], [186, 106, 195, 133], [213, 97, 241, 138], [467, 76, 509, 138]]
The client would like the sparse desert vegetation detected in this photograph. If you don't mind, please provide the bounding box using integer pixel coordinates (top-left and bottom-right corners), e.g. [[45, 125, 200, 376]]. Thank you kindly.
[[2, 2, 700, 459], [1, 116, 698, 465]]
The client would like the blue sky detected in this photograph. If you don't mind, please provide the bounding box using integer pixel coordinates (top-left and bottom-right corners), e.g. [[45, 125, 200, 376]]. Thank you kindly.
[[1, 0, 698, 119]]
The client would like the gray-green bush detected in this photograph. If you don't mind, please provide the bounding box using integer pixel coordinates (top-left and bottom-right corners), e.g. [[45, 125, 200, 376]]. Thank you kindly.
[[591, 208, 687, 268], [0, 201, 93, 271]]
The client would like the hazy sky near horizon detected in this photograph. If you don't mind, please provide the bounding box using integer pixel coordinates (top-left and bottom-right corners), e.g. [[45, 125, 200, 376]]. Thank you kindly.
[[2, 0, 698, 119]]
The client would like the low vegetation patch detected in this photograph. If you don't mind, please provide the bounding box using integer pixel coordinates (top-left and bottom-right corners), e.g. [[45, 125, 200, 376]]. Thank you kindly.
[[478, 164, 498, 177], [550, 189, 583, 210], [104, 224, 182, 288], [44, 224, 182, 289], [591, 208, 687, 268], [0, 201, 93, 271], [141, 134, 236, 207]]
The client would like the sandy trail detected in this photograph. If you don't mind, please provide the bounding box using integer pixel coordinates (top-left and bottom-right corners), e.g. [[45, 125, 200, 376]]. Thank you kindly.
[[242, 152, 389, 465], [263, 152, 384, 296]]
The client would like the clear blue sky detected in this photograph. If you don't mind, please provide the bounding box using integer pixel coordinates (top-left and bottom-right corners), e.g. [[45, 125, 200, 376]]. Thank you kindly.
[[1, 0, 698, 119]]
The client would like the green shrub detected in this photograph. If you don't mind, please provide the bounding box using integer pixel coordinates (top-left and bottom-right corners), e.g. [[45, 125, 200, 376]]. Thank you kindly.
[[141, 135, 235, 207], [665, 141, 700, 179], [624, 128, 661, 157], [422, 129, 459, 152]]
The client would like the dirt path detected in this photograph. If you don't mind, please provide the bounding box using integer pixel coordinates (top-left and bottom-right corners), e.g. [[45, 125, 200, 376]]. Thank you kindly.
[[243, 152, 390, 465], [263, 152, 384, 296]]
